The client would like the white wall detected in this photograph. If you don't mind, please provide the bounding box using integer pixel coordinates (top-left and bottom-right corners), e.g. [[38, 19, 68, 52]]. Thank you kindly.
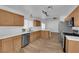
[[45, 19, 59, 33], [24, 19, 42, 31], [24, 19, 33, 29], [60, 16, 65, 22]]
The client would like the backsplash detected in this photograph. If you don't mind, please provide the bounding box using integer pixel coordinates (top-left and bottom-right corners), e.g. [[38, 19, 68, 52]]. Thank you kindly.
[[0, 27, 23, 35], [72, 27, 79, 30], [63, 26, 73, 33]]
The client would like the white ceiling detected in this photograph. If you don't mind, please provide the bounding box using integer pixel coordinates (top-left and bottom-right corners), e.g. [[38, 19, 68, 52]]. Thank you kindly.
[[3, 5, 76, 20]]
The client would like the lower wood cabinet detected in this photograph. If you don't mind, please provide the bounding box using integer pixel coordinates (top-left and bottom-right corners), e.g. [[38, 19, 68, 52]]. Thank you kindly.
[[1, 37, 14, 53], [65, 39, 79, 53], [13, 35, 22, 52], [0, 35, 22, 53], [30, 31, 41, 42], [41, 31, 49, 39], [30, 30, 49, 42]]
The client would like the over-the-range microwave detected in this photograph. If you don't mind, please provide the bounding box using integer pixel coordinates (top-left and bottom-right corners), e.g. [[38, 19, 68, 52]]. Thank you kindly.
[[66, 17, 74, 27]]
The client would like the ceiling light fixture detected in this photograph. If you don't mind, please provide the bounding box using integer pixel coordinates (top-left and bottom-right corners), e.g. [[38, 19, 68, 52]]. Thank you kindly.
[[47, 6, 53, 9]]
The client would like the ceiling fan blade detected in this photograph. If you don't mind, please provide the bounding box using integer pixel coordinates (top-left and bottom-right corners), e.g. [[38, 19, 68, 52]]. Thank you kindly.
[[42, 10, 48, 16]]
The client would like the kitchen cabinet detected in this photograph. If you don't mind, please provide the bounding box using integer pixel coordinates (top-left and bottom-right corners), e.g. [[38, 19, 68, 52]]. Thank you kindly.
[[29, 30, 50, 43], [0, 9, 24, 26], [41, 31, 49, 39], [1, 37, 14, 53], [0, 35, 22, 53], [33, 20, 41, 26], [65, 6, 79, 27], [13, 35, 22, 52], [30, 31, 41, 42], [14, 14, 24, 26], [65, 38, 79, 53], [74, 7, 79, 27]]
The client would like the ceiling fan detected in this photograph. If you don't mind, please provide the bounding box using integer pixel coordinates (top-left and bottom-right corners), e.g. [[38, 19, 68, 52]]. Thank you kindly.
[[42, 10, 48, 16], [42, 6, 53, 17]]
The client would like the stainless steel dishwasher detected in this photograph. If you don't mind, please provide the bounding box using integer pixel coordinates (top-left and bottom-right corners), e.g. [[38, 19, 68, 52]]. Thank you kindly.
[[21, 33, 30, 48]]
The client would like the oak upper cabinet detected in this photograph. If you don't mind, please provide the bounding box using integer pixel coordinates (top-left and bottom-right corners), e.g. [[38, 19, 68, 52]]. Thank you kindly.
[[33, 20, 41, 26], [14, 14, 24, 26], [65, 6, 79, 27], [0, 9, 14, 25], [0, 9, 24, 26], [74, 6, 79, 27]]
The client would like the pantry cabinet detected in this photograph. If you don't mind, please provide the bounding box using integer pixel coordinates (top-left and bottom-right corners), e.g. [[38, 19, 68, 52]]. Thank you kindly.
[[0, 9, 24, 26]]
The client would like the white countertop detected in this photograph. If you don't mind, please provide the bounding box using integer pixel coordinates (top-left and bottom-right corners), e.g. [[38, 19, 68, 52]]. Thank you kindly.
[[66, 35, 79, 41], [0, 28, 49, 40], [0, 31, 29, 40]]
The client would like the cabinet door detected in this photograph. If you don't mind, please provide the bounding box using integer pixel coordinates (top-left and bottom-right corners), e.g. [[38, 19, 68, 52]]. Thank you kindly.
[[1, 35, 21, 53], [67, 40, 79, 53], [13, 35, 22, 52], [65, 39, 68, 53], [0, 9, 24, 26], [30, 31, 41, 42], [76, 7, 79, 27], [2, 38, 14, 52], [33, 20, 41, 26], [30, 32, 36, 42], [37, 31, 41, 39], [14, 14, 24, 26], [73, 7, 79, 27], [41, 31, 49, 39], [0, 9, 14, 26]]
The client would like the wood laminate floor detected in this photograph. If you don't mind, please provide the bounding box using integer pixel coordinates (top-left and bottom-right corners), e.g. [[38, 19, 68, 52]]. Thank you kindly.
[[21, 33, 63, 53]]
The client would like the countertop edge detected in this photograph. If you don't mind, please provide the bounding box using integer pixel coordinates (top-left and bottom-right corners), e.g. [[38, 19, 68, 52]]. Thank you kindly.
[[0, 29, 49, 40], [66, 35, 79, 41]]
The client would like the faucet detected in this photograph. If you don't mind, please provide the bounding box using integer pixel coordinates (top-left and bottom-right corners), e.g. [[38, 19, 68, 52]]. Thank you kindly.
[[28, 27, 32, 32]]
